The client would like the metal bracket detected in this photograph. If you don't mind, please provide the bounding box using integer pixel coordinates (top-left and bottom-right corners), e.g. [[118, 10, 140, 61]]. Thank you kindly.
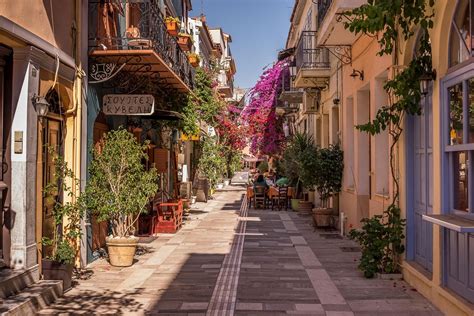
[[89, 63, 125, 83], [301, 78, 330, 90], [323, 46, 352, 65]]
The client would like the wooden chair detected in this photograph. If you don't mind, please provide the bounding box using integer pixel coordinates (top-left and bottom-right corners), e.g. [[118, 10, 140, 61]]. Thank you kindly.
[[253, 186, 267, 209], [272, 186, 288, 211], [153, 200, 183, 234]]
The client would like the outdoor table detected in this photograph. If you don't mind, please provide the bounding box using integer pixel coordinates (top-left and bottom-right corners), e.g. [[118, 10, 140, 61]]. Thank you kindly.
[[267, 186, 294, 199]]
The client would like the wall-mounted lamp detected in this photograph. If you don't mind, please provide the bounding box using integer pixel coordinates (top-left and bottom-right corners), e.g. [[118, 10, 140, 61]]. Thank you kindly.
[[32, 95, 50, 119], [289, 65, 297, 78], [419, 69, 436, 95], [350, 69, 364, 81]]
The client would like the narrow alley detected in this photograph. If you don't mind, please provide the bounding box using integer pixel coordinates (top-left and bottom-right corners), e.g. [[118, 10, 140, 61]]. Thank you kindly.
[[38, 187, 440, 316]]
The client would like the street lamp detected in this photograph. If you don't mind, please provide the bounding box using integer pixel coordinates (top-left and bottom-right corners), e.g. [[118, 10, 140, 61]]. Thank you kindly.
[[33, 95, 50, 118], [289, 65, 297, 78], [419, 69, 436, 95]]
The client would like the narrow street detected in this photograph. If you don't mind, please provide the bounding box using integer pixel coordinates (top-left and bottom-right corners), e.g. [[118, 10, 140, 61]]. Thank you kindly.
[[39, 187, 440, 316]]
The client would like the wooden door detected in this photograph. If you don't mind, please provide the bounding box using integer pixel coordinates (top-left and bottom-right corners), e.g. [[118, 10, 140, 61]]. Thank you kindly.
[[412, 85, 433, 271], [41, 119, 62, 259], [91, 122, 109, 252]]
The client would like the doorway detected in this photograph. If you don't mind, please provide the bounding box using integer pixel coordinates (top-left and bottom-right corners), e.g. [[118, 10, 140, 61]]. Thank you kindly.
[[407, 83, 433, 272]]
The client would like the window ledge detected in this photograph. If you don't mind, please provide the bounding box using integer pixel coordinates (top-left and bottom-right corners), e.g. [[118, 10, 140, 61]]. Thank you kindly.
[[422, 214, 474, 233]]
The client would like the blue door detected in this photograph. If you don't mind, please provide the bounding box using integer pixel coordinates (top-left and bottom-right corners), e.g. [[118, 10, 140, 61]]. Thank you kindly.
[[408, 85, 433, 272]]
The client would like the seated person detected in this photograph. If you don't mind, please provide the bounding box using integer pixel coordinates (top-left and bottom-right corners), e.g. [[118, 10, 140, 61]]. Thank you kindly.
[[254, 174, 269, 191]]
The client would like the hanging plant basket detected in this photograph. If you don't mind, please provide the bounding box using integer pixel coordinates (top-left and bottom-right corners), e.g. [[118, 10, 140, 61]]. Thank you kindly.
[[188, 54, 200, 67], [165, 18, 180, 37], [177, 34, 192, 51]]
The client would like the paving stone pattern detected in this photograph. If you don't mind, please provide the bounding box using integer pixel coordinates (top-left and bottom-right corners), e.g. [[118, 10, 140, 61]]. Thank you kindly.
[[38, 187, 442, 315]]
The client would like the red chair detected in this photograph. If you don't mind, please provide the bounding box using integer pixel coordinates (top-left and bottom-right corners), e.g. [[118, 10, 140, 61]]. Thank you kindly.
[[153, 200, 184, 234]]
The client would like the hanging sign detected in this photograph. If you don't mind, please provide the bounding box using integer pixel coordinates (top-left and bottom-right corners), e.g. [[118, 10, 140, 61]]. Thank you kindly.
[[103, 94, 155, 116]]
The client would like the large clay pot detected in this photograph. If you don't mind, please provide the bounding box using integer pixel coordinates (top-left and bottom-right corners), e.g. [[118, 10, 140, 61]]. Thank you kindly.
[[312, 208, 334, 227], [291, 198, 302, 211], [298, 200, 313, 214], [42, 259, 73, 291], [106, 236, 139, 267]]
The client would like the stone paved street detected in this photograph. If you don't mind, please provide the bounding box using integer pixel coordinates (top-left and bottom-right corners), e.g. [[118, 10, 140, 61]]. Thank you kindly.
[[39, 187, 442, 315]]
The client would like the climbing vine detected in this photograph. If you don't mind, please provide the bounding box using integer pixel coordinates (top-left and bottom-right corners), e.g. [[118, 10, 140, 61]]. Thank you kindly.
[[343, 0, 435, 276]]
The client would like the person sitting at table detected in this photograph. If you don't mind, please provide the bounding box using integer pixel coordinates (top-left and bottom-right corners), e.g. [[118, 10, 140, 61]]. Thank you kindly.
[[254, 174, 269, 190]]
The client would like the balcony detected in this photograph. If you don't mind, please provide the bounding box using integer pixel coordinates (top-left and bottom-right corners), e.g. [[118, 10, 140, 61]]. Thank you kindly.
[[278, 67, 303, 104], [217, 72, 234, 98], [317, 0, 365, 46], [294, 31, 331, 89], [88, 0, 194, 93]]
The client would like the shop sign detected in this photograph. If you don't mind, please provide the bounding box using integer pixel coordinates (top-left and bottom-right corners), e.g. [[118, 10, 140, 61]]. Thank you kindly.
[[103, 94, 155, 116]]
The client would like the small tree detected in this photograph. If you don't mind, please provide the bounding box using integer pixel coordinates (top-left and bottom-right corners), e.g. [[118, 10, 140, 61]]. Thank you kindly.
[[197, 136, 226, 189], [314, 144, 344, 208], [281, 133, 318, 197], [42, 149, 84, 265], [83, 129, 158, 237]]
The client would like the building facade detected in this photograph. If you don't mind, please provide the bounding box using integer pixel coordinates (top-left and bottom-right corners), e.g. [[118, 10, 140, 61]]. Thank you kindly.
[[0, 0, 86, 282]]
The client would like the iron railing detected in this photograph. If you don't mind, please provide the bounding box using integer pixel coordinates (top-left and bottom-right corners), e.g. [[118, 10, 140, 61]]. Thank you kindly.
[[318, 0, 333, 27], [295, 31, 330, 72], [88, 0, 194, 89]]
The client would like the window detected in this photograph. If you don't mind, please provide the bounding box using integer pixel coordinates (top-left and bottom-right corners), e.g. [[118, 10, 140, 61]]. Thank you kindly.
[[450, 0, 474, 66], [304, 8, 313, 31], [445, 74, 474, 214]]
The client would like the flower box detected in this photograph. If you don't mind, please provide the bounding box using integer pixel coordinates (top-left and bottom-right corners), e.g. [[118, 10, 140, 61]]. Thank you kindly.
[[188, 54, 200, 67], [165, 18, 180, 37], [177, 34, 192, 51]]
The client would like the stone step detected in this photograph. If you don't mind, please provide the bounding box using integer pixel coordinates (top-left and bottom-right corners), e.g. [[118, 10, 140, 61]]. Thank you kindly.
[[0, 280, 62, 316], [0, 268, 39, 299]]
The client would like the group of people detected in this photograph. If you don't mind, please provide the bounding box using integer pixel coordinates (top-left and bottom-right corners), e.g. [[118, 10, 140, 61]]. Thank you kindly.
[[252, 169, 276, 191]]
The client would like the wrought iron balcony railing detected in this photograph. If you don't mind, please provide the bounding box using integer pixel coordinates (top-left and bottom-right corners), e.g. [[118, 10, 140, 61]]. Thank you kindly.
[[318, 0, 333, 27], [88, 0, 194, 89], [295, 31, 330, 73]]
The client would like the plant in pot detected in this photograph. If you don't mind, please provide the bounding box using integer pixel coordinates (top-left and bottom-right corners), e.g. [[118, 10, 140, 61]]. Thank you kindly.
[[177, 33, 193, 51], [188, 53, 200, 67], [313, 144, 343, 227], [83, 129, 158, 267], [282, 133, 318, 211], [165, 16, 180, 36], [42, 149, 84, 291]]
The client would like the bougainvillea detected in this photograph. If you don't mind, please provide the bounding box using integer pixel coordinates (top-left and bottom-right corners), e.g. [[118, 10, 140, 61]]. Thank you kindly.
[[242, 59, 288, 155]]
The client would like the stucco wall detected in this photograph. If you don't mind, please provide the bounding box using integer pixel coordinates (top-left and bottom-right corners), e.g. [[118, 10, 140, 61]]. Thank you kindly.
[[0, 0, 75, 55]]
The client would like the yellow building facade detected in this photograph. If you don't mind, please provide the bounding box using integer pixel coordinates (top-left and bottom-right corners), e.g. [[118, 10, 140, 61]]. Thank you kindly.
[[0, 0, 86, 283]]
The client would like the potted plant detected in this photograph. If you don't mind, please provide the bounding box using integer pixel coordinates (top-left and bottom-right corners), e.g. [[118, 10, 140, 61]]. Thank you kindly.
[[42, 150, 84, 291], [83, 129, 158, 267], [188, 53, 200, 67], [313, 144, 343, 227], [177, 33, 193, 51], [282, 133, 318, 212], [165, 16, 180, 36]]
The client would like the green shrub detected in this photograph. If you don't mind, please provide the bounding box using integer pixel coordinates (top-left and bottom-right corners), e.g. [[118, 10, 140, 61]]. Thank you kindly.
[[83, 128, 158, 237]]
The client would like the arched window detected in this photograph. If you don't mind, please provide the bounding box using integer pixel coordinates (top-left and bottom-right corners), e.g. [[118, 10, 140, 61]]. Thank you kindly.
[[449, 0, 474, 67], [45, 88, 62, 115]]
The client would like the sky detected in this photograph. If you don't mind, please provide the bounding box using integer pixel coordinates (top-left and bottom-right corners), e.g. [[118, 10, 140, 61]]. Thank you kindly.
[[191, 0, 294, 90]]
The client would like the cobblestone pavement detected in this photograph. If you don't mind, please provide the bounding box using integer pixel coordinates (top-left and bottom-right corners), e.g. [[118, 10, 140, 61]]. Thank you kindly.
[[39, 187, 442, 315]]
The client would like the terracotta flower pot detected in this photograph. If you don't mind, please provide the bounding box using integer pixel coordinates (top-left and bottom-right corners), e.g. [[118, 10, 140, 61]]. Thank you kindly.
[[177, 35, 192, 51], [188, 55, 200, 67], [312, 207, 334, 227], [166, 21, 179, 36], [106, 236, 139, 267], [42, 259, 73, 291]]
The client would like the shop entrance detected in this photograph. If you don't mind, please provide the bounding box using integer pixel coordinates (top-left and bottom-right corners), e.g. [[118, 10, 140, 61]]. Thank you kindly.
[[36, 89, 64, 264]]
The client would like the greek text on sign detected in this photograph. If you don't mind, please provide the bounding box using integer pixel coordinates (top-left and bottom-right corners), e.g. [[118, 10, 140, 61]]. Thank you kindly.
[[103, 94, 155, 115]]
